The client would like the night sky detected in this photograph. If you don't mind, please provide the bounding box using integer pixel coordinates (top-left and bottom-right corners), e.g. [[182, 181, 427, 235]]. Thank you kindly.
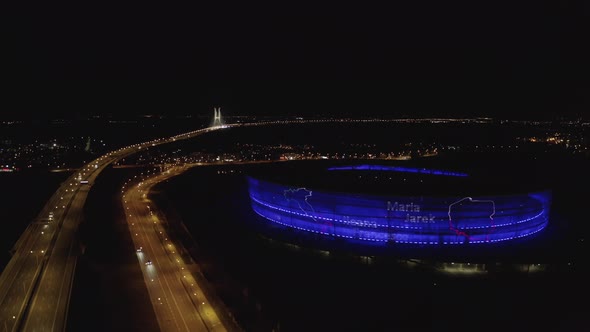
[[3, 1, 589, 119]]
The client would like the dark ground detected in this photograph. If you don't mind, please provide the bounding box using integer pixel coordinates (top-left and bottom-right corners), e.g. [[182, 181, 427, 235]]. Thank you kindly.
[[153, 160, 588, 332], [66, 166, 158, 332]]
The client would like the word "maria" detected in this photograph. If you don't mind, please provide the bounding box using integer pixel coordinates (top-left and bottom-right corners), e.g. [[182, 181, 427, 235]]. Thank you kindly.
[[387, 201, 420, 212]]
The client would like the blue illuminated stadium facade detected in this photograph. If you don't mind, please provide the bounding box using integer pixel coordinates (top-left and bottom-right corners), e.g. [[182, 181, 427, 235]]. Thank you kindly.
[[247, 167, 551, 245]]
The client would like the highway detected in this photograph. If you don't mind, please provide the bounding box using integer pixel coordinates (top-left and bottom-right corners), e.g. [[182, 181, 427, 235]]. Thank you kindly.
[[21, 158, 114, 332], [0, 155, 116, 332], [123, 166, 227, 332], [0, 119, 386, 331], [0, 125, 226, 332]]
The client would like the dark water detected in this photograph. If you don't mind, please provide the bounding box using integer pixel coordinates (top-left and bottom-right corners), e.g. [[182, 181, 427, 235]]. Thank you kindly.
[[154, 160, 589, 332], [0, 171, 71, 271]]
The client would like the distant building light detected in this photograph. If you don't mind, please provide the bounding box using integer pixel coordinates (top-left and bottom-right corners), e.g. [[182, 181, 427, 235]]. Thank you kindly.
[[327, 165, 468, 177]]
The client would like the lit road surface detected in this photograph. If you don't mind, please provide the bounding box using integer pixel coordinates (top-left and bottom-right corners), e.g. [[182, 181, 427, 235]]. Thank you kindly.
[[0, 119, 386, 331], [21, 159, 115, 332], [123, 166, 226, 332], [0, 156, 115, 332], [0, 125, 226, 332]]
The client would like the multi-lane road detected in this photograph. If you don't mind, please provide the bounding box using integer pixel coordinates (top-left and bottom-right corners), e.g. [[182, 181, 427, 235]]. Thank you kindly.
[[0, 125, 227, 331], [0, 154, 116, 332], [121, 160, 289, 331], [123, 166, 228, 332], [20, 157, 118, 332], [0, 119, 383, 331]]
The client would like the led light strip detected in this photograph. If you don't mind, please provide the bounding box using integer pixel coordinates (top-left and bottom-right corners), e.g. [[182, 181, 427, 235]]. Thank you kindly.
[[251, 195, 544, 231], [252, 205, 548, 245]]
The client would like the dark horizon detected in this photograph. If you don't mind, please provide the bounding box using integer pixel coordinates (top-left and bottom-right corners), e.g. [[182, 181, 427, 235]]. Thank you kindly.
[[3, 2, 589, 120]]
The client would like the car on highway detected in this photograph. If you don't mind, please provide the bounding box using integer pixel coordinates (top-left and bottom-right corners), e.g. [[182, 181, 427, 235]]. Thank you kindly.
[[145, 260, 152, 265], [137, 247, 143, 252]]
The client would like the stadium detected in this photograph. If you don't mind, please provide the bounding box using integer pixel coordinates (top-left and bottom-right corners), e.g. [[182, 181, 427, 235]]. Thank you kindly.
[[247, 161, 551, 248]]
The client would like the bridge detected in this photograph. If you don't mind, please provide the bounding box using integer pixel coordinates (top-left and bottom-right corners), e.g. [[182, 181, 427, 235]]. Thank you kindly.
[[212, 107, 223, 127], [0, 111, 389, 331]]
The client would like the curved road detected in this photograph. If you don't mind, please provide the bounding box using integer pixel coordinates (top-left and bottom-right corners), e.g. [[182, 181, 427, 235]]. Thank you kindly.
[[0, 125, 225, 332], [0, 118, 387, 331], [123, 166, 227, 332]]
